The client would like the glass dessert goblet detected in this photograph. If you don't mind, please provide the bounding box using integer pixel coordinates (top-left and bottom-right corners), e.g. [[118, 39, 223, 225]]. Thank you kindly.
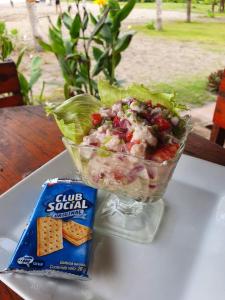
[[63, 125, 190, 244]]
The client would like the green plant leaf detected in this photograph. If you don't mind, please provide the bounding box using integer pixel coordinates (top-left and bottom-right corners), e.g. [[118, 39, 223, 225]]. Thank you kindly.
[[64, 39, 74, 55], [70, 13, 81, 39], [91, 79, 98, 94], [62, 12, 73, 30], [64, 82, 71, 99], [57, 15, 62, 29], [29, 56, 42, 88], [18, 72, 30, 95], [92, 47, 104, 61], [38, 81, 46, 103], [116, 0, 136, 22], [114, 52, 121, 67], [76, 76, 87, 85], [16, 47, 26, 68], [82, 7, 89, 31], [108, 0, 120, 17], [92, 50, 109, 76], [66, 53, 80, 61], [87, 7, 110, 49], [58, 57, 74, 83], [113, 0, 136, 31], [10, 28, 18, 36], [49, 27, 65, 55], [2, 37, 13, 60], [99, 24, 112, 43], [31, 55, 42, 70], [89, 12, 97, 25], [0, 21, 6, 35], [80, 62, 89, 80], [46, 94, 102, 143], [114, 31, 134, 53], [93, 37, 104, 46], [38, 38, 53, 52]]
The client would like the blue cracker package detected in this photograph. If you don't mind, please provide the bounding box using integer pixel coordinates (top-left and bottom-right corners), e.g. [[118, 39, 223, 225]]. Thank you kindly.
[[8, 179, 97, 280]]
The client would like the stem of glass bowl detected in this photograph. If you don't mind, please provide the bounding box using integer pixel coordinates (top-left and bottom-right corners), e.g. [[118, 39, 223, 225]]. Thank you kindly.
[[101, 194, 144, 216], [94, 192, 165, 243]]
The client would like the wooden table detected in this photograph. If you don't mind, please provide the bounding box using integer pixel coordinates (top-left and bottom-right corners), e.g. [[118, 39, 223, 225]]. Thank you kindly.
[[1, 105, 225, 300]]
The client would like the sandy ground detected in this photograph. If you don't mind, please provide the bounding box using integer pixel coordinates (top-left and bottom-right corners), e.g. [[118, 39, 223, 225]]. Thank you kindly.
[[117, 36, 225, 85], [1, 1, 225, 139]]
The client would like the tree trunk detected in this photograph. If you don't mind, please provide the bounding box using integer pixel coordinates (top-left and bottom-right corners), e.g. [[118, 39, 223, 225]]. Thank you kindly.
[[212, 1, 215, 16], [186, 0, 191, 23], [219, 0, 225, 12], [156, 0, 163, 31], [26, 0, 41, 51]]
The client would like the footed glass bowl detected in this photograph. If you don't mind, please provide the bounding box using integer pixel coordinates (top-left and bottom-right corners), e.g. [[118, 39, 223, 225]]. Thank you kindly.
[[63, 129, 190, 243]]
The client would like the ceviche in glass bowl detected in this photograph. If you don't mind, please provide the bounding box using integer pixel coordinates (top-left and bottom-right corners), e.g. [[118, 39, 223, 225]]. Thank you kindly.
[[47, 81, 191, 243]]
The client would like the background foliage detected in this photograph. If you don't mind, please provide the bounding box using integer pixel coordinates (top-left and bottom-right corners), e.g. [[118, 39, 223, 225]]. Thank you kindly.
[[39, 0, 136, 98], [0, 21, 43, 104]]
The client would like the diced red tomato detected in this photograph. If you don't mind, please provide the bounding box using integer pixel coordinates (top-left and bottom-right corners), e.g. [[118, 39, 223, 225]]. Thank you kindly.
[[113, 116, 120, 127], [126, 142, 133, 151], [146, 100, 152, 107], [113, 170, 124, 181], [156, 103, 166, 109], [126, 140, 141, 151], [90, 142, 99, 146], [125, 131, 133, 142], [154, 116, 171, 131], [91, 113, 102, 126], [148, 143, 179, 162]]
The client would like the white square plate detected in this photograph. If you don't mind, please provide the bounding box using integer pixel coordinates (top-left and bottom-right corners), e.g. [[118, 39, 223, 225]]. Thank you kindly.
[[0, 152, 225, 300]]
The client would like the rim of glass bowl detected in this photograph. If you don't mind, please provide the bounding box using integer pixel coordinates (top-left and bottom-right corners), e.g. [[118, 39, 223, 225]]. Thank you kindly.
[[63, 115, 192, 168]]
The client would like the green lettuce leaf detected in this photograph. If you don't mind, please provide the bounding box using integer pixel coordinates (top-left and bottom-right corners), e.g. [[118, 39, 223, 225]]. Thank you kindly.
[[46, 82, 187, 145], [98, 80, 128, 107], [98, 80, 187, 113], [46, 94, 101, 144]]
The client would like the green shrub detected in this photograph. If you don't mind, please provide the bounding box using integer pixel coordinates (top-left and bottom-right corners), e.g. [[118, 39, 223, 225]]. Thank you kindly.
[[146, 21, 155, 30], [0, 21, 43, 104], [0, 21, 14, 61], [208, 69, 225, 94], [39, 0, 136, 98]]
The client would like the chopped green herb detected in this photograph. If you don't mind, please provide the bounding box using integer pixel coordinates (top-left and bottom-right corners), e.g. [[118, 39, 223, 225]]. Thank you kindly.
[[97, 146, 112, 157], [103, 136, 112, 144]]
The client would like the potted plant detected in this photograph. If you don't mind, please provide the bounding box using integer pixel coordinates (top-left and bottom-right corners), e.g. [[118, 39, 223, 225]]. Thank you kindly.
[[0, 21, 43, 106]]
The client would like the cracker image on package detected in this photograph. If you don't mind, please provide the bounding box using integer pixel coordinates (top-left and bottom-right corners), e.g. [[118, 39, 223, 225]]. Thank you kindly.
[[8, 179, 97, 279], [37, 217, 63, 256], [63, 221, 92, 246]]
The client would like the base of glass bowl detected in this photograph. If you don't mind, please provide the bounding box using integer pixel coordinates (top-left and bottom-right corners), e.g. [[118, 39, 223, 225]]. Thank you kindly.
[[94, 193, 165, 243]]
